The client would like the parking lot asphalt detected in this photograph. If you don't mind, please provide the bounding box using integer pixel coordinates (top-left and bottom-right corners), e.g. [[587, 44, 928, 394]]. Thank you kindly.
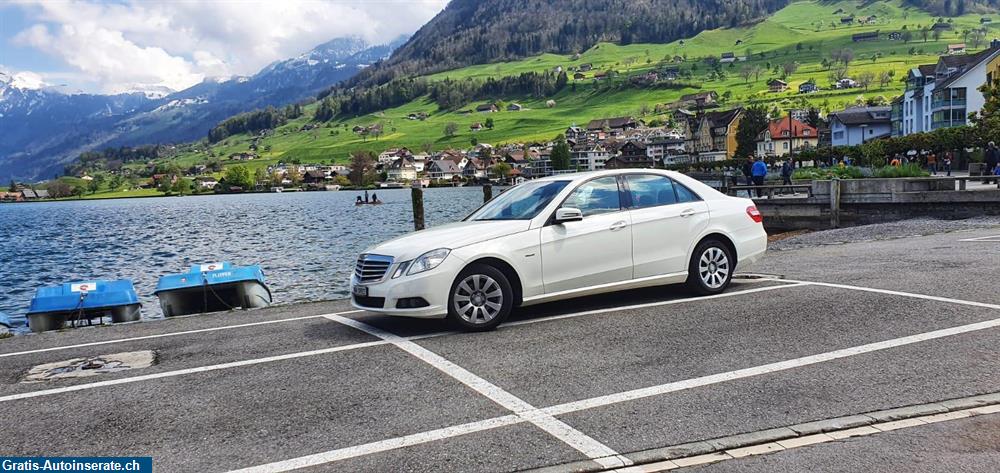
[[692, 412, 1000, 473], [0, 224, 998, 472]]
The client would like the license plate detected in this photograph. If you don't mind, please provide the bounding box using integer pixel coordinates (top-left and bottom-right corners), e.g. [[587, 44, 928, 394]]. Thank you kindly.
[[352, 285, 368, 297]]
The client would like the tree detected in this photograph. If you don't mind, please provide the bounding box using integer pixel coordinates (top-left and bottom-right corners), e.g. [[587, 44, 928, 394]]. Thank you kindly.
[[828, 64, 849, 84], [223, 165, 254, 189], [735, 105, 768, 159], [491, 162, 512, 180], [932, 29, 942, 42], [781, 61, 799, 79], [349, 150, 374, 186], [108, 174, 124, 191], [551, 135, 571, 170], [86, 178, 100, 194], [971, 74, 999, 144], [740, 65, 753, 83], [71, 186, 85, 199], [806, 108, 821, 129], [858, 71, 875, 91], [902, 30, 913, 43], [444, 122, 458, 137], [270, 171, 284, 187], [920, 26, 929, 42], [286, 166, 303, 186], [172, 178, 193, 196], [752, 65, 764, 83], [254, 167, 268, 186], [485, 117, 494, 129], [7, 179, 15, 192], [879, 70, 894, 88]]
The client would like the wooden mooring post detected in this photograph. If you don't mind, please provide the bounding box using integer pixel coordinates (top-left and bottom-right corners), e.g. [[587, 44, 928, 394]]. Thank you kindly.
[[483, 183, 493, 203], [411, 181, 425, 231], [829, 178, 841, 229]]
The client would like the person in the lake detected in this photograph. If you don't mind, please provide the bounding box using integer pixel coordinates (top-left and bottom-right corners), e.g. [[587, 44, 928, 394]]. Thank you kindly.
[[371, 192, 379, 203], [356, 196, 363, 204]]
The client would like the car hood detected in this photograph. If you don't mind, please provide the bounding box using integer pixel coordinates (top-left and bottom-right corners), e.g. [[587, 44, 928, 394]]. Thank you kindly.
[[364, 220, 533, 260]]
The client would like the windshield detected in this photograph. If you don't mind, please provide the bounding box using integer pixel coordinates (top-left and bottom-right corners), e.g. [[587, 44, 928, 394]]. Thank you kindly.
[[467, 180, 570, 221]]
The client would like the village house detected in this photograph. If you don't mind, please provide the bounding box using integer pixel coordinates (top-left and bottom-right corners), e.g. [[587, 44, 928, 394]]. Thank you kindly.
[[426, 159, 463, 180], [506, 103, 523, 111], [0, 191, 23, 202], [470, 122, 483, 131], [829, 106, 892, 146], [462, 157, 493, 180], [678, 91, 718, 109], [586, 116, 639, 137], [229, 152, 258, 161], [840, 16, 854, 25], [720, 52, 737, 63], [578, 63, 593, 72], [475, 103, 499, 113], [755, 118, 819, 157], [686, 108, 743, 161], [852, 31, 880, 42], [386, 157, 418, 181], [604, 141, 655, 169], [195, 177, 218, 190], [888, 31, 903, 41], [899, 44, 1000, 136], [302, 170, 329, 185], [947, 43, 966, 55], [407, 112, 429, 120], [768, 79, 789, 92], [646, 137, 688, 166], [434, 149, 469, 169], [570, 144, 611, 171], [573, 72, 586, 80]]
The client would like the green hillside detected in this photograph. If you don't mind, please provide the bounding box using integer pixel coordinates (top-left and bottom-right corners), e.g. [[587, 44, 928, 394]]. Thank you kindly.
[[145, 0, 996, 174]]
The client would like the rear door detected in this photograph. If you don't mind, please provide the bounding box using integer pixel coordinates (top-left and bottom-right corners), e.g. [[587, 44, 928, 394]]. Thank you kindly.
[[624, 174, 710, 278], [539, 176, 633, 293]]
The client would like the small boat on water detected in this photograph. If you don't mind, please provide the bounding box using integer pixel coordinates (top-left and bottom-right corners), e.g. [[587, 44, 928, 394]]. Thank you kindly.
[[25, 280, 142, 333], [154, 262, 272, 317], [379, 182, 404, 189]]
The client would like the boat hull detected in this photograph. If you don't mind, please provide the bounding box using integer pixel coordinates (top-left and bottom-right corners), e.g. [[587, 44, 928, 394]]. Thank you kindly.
[[157, 280, 271, 317], [26, 304, 141, 333]]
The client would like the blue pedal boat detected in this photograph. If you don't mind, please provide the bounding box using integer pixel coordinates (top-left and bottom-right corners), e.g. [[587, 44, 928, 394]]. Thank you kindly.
[[0, 311, 11, 335], [154, 262, 272, 317], [25, 280, 142, 333]]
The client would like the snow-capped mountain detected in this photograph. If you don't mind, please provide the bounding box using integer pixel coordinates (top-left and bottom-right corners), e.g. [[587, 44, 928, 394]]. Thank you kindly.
[[0, 35, 407, 182]]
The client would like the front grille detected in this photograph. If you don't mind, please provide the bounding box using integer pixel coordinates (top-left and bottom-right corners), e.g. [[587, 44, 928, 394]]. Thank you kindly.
[[353, 295, 385, 308], [355, 254, 393, 283]]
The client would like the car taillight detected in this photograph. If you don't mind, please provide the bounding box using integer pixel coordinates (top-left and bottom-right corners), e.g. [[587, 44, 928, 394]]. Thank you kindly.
[[746, 206, 763, 223]]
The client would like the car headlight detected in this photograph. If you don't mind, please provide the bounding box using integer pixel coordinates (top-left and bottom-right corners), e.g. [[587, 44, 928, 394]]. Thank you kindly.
[[407, 248, 450, 275], [392, 261, 411, 279]]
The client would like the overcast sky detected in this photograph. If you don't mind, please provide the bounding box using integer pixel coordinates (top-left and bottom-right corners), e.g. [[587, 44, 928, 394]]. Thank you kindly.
[[0, 0, 448, 95]]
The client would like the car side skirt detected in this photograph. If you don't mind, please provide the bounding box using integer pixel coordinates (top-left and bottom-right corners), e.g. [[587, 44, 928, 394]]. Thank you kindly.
[[521, 271, 689, 307]]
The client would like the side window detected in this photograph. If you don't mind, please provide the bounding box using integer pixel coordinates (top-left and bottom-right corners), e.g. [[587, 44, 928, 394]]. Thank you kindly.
[[674, 181, 702, 203], [625, 174, 676, 209], [562, 177, 621, 217]]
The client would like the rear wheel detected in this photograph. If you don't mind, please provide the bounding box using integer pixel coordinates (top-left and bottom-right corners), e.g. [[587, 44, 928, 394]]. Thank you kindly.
[[447, 264, 513, 331], [687, 239, 734, 295]]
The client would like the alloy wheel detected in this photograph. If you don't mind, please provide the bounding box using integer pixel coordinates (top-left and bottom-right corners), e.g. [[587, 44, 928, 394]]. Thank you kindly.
[[453, 274, 504, 324], [698, 247, 730, 289]]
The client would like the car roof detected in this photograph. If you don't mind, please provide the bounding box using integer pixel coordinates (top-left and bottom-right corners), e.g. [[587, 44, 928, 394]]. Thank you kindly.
[[533, 168, 681, 183]]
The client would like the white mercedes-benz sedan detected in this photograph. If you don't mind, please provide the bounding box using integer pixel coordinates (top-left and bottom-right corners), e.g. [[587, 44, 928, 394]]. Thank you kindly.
[[350, 169, 767, 331]]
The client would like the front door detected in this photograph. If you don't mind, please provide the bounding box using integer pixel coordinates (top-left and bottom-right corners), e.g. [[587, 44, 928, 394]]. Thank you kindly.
[[539, 176, 633, 294]]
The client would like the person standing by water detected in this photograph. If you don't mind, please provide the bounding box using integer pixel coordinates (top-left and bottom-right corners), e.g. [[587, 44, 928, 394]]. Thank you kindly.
[[751, 156, 768, 198], [986, 142, 1000, 184], [780, 160, 795, 195], [926, 151, 937, 175], [943, 151, 953, 176], [741, 158, 753, 187]]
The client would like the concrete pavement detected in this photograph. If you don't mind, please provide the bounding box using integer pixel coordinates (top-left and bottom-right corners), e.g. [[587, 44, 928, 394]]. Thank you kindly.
[[0, 223, 998, 472]]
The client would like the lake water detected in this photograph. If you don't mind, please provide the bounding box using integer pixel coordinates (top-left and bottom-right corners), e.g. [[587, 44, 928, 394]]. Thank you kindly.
[[0, 187, 487, 324]]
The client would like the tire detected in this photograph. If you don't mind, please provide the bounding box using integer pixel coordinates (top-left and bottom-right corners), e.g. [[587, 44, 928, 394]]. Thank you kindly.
[[687, 239, 734, 296], [447, 263, 513, 331]]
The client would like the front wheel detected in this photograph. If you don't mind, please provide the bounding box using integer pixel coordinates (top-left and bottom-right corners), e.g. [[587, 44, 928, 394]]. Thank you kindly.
[[687, 239, 734, 295], [447, 264, 513, 331]]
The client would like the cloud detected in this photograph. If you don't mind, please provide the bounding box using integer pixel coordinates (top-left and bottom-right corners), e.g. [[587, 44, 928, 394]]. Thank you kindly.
[[7, 0, 449, 94]]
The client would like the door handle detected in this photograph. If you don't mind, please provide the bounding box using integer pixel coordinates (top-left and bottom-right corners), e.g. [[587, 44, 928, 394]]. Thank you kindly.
[[679, 208, 696, 218], [609, 221, 628, 231]]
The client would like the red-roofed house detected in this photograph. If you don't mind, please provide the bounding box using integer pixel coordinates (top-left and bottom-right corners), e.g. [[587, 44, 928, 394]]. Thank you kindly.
[[755, 118, 818, 157]]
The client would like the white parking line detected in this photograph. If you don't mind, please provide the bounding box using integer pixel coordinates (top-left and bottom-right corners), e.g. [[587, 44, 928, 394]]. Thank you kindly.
[[0, 340, 388, 403], [325, 314, 632, 470], [778, 279, 1000, 311], [235, 309, 1000, 471], [0, 310, 364, 359], [958, 235, 1000, 242], [228, 415, 525, 473]]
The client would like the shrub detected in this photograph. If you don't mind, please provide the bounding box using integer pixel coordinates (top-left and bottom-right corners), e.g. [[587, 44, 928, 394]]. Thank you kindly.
[[874, 163, 930, 178], [792, 166, 864, 180]]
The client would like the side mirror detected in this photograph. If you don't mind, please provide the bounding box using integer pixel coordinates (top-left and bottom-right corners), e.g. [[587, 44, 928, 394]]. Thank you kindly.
[[555, 207, 583, 223]]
